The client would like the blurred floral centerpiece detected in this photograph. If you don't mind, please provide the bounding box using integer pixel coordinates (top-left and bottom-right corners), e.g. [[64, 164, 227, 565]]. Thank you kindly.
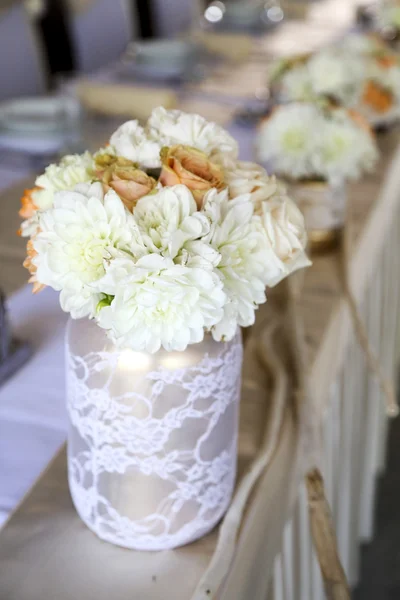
[[256, 101, 378, 250], [376, 0, 400, 41], [269, 34, 400, 128], [19, 107, 309, 551]]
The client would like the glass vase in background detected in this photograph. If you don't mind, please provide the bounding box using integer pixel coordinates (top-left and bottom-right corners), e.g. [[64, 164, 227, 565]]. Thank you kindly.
[[286, 179, 347, 253]]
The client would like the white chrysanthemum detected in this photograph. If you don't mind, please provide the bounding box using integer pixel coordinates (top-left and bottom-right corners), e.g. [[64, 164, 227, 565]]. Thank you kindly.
[[133, 185, 212, 263], [147, 107, 238, 160], [315, 113, 378, 183], [257, 193, 311, 286], [33, 182, 144, 319], [257, 104, 320, 179], [202, 188, 273, 341], [34, 151, 94, 211], [307, 50, 363, 105], [340, 33, 379, 55], [279, 65, 314, 102], [109, 120, 162, 168], [96, 254, 226, 353], [379, 2, 400, 29]]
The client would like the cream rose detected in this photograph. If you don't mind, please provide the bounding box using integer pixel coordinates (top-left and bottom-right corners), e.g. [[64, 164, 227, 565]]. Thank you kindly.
[[159, 145, 225, 207], [224, 161, 287, 204], [258, 193, 311, 286]]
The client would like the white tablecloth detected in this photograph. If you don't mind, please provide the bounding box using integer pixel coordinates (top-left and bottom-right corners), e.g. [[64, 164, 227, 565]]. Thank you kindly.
[[0, 166, 32, 193], [0, 287, 67, 525]]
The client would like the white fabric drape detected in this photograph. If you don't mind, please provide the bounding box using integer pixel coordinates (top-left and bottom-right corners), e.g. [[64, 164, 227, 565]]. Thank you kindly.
[[0, 3, 47, 101]]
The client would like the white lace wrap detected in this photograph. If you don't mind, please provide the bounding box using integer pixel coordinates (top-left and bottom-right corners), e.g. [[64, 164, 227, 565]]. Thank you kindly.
[[66, 318, 243, 551]]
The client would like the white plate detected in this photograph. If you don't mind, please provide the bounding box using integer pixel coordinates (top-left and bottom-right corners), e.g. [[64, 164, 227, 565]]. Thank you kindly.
[[133, 40, 197, 67], [224, 2, 262, 27], [119, 60, 191, 81], [0, 97, 80, 134], [0, 132, 67, 155]]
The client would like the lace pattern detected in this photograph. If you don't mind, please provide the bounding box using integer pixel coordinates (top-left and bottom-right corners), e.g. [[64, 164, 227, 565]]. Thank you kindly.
[[66, 324, 243, 550]]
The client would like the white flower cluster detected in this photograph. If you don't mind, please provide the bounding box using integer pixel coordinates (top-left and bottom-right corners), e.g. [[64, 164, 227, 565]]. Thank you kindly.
[[272, 48, 365, 106], [378, 0, 400, 30], [342, 33, 400, 124], [271, 33, 400, 126], [256, 102, 379, 184], [21, 108, 310, 353]]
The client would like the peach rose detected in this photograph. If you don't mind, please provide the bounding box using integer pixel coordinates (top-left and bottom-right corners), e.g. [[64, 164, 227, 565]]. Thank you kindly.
[[159, 145, 225, 207], [95, 154, 156, 212]]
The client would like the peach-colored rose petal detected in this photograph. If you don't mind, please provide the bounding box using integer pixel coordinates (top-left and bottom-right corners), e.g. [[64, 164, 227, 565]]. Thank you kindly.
[[159, 145, 225, 208]]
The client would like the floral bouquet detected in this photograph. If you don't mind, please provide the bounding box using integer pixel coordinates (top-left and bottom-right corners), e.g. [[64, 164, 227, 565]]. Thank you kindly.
[[256, 101, 379, 250], [19, 107, 310, 354], [343, 33, 400, 125], [269, 47, 364, 107], [269, 35, 400, 127], [377, 0, 400, 35]]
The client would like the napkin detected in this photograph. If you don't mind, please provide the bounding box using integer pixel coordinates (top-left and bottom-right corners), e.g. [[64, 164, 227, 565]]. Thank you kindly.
[[197, 32, 253, 63], [77, 81, 178, 121]]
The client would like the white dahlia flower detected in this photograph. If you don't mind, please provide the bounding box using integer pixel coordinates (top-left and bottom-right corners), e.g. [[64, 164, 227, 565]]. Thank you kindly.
[[257, 104, 319, 179], [306, 50, 363, 105], [340, 33, 383, 55], [147, 107, 238, 160], [96, 254, 226, 353], [279, 65, 314, 102], [133, 184, 211, 261], [257, 103, 378, 183], [274, 48, 364, 107], [202, 188, 272, 340], [33, 182, 144, 319], [34, 151, 94, 211], [379, 2, 400, 30], [315, 110, 378, 183]]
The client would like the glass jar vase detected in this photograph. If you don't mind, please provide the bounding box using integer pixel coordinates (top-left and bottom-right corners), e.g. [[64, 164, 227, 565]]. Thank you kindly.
[[65, 317, 243, 551]]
